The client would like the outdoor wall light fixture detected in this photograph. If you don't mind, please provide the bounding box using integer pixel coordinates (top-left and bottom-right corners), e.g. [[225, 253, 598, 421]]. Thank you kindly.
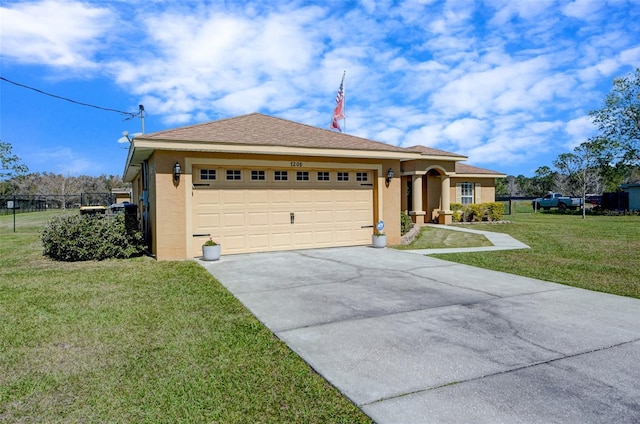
[[173, 162, 182, 184], [386, 168, 394, 184]]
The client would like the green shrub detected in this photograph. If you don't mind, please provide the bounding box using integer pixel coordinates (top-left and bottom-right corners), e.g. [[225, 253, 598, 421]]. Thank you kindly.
[[450, 203, 464, 223], [451, 202, 505, 223], [485, 202, 505, 221], [42, 214, 146, 261], [400, 211, 412, 235]]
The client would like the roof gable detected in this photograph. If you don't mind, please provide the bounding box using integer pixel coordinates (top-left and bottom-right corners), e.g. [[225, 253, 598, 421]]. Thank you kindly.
[[405, 145, 466, 158], [455, 163, 505, 176]]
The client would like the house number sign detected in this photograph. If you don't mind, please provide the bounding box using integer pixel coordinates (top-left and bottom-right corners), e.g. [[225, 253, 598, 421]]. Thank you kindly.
[[290, 161, 303, 167]]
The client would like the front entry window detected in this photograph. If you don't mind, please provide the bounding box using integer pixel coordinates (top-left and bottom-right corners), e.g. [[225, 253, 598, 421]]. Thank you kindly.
[[460, 182, 474, 204]]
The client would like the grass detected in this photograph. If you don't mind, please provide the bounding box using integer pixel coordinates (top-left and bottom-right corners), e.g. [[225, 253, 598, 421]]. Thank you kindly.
[[0, 211, 371, 423], [431, 212, 640, 299], [394, 226, 492, 250]]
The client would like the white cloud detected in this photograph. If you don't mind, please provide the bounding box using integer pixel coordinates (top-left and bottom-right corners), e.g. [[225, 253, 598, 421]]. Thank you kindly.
[[0, 0, 114, 68], [564, 116, 596, 148], [442, 118, 488, 148], [31, 146, 98, 175], [562, 0, 603, 20]]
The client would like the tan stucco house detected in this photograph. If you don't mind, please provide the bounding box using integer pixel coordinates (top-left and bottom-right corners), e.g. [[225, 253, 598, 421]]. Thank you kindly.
[[123, 113, 504, 260]]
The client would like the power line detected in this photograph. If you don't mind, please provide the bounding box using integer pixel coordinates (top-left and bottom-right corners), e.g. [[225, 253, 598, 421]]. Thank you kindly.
[[0, 76, 139, 119]]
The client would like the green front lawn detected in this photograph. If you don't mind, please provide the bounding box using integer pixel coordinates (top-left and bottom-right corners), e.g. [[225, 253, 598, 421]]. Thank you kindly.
[[433, 213, 640, 299], [394, 226, 492, 250], [0, 211, 370, 423]]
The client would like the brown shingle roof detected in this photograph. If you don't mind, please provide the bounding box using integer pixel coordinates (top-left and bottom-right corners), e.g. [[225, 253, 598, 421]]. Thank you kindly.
[[141, 113, 409, 153], [405, 145, 466, 158], [455, 163, 505, 175]]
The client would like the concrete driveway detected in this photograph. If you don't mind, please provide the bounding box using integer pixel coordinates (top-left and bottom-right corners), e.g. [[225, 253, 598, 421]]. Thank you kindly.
[[200, 247, 640, 423]]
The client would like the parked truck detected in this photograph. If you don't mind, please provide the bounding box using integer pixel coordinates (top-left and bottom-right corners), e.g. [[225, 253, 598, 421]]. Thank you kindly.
[[532, 192, 583, 211]]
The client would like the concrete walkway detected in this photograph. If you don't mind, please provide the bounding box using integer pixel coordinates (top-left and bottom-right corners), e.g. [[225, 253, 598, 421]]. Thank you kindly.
[[200, 247, 640, 423], [403, 223, 531, 255]]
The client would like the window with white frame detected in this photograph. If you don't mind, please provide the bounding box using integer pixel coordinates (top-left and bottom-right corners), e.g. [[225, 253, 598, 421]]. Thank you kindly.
[[200, 169, 216, 180], [317, 171, 330, 181], [337, 172, 349, 181], [296, 171, 309, 181], [251, 170, 266, 181], [226, 170, 242, 181], [356, 172, 368, 182], [274, 170, 288, 181], [460, 182, 474, 204]]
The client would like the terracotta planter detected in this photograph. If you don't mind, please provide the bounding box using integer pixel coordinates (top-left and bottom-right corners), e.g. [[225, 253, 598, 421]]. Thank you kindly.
[[372, 235, 387, 248], [202, 244, 221, 261]]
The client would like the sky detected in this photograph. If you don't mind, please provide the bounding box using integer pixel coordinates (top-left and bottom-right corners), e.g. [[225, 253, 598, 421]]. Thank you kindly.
[[1, 0, 639, 178]]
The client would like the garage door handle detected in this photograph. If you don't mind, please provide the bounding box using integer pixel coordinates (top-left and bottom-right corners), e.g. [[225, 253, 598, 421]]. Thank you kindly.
[[290, 212, 295, 224], [361, 225, 374, 228], [193, 233, 211, 237]]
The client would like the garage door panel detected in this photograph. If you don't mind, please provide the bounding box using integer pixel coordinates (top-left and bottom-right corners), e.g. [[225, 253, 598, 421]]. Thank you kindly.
[[335, 229, 356, 242], [248, 211, 269, 226], [314, 230, 333, 243], [222, 191, 246, 205], [247, 234, 269, 249], [315, 190, 333, 203], [224, 235, 248, 251], [333, 190, 354, 202], [293, 231, 314, 247], [293, 191, 313, 204], [223, 212, 246, 228], [271, 210, 292, 225], [315, 210, 333, 223], [271, 190, 292, 203], [294, 210, 313, 224], [195, 213, 220, 229], [249, 190, 270, 205], [333, 210, 353, 223], [271, 232, 293, 247]]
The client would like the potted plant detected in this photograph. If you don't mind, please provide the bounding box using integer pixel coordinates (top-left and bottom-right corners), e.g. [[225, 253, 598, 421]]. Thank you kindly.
[[372, 230, 387, 248], [202, 237, 221, 261]]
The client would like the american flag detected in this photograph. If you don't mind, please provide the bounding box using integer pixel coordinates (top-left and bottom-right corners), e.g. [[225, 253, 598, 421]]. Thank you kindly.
[[330, 72, 345, 131]]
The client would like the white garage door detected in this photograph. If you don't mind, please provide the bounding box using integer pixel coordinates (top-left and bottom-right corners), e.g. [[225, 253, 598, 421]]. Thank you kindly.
[[191, 167, 374, 255]]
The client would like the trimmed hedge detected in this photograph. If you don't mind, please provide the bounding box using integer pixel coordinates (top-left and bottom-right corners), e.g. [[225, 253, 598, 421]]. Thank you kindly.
[[451, 202, 504, 223], [400, 211, 412, 235], [42, 214, 146, 261]]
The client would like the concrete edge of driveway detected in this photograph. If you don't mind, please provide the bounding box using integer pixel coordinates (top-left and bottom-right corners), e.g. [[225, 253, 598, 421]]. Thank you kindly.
[[401, 223, 530, 255]]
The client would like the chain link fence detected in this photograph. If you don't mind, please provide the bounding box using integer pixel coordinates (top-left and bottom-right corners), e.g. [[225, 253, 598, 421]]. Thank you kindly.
[[1, 193, 115, 215]]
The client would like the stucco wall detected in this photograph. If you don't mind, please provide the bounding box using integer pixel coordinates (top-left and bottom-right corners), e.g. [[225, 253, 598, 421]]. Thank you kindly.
[[380, 159, 401, 245], [152, 152, 188, 260]]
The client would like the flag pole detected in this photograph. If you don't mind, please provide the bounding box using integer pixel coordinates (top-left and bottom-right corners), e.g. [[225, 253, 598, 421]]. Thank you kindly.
[[342, 70, 346, 133], [329, 70, 347, 133]]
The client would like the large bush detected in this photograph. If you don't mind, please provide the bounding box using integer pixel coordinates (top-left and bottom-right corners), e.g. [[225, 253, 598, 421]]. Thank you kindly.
[[451, 202, 505, 223], [42, 214, 146, 261]]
